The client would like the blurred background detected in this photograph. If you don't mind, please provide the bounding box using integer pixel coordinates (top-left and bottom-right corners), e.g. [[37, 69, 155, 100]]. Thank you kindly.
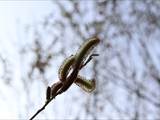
[[0, 0, 160, 119]]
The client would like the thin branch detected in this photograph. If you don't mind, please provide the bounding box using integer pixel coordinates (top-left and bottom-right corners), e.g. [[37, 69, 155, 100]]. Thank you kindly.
[[29, 90, 61, 120], [80, 53, 99, 69]]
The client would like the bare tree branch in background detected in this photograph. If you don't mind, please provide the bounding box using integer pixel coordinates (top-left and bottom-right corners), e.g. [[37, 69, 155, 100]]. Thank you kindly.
[[0, 0, 160, 119]]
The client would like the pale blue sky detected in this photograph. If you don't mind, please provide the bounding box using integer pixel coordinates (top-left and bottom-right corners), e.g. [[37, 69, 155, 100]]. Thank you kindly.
[[0, 1, 53, 118]]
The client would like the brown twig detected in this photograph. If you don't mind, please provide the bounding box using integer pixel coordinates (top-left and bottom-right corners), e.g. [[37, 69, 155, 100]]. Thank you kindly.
[[29, 93, 59, 120], [80, 53, 99, 69]]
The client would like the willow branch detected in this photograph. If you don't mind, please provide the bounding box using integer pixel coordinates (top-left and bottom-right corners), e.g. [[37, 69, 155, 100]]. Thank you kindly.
[[29, 92, 60, 120], [29, 36, 100, 120]]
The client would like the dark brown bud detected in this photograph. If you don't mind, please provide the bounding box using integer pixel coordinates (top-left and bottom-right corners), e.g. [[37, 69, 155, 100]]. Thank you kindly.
[[46, 86, 51, 101], [51, 81, 63, 97]]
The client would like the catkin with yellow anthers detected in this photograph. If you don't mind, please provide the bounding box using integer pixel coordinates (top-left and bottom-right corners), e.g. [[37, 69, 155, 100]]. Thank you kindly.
[[58, 36, 100, 82], [58, 55, 96, 93], [58, 55, 75, 82], [75, 75, 96, 93], [74, 36, 100, 68], [56, 36, 100, 94]]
